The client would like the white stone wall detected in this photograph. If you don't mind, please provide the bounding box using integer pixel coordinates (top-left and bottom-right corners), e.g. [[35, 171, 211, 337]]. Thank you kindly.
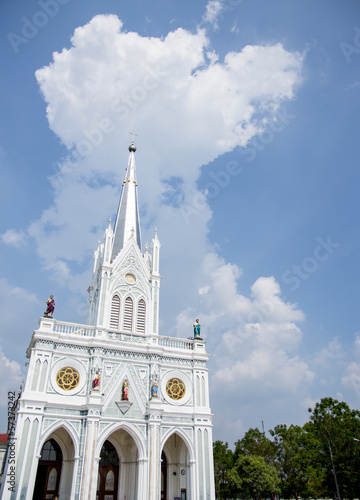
[[1, 320, 215, 500]]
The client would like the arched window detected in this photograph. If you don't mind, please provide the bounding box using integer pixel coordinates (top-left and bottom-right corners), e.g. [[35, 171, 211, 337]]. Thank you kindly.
[[40, 439, 62, 461], [137, 299, 146, 334], [123, 297, 133, 331], [110, 295, 120, 329]]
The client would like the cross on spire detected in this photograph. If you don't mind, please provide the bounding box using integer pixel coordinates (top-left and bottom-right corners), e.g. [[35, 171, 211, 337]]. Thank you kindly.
[[130, 131, 138, 143]]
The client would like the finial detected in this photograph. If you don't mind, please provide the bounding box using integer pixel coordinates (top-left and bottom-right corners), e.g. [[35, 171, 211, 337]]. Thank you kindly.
[[129, 131, 138, 152]]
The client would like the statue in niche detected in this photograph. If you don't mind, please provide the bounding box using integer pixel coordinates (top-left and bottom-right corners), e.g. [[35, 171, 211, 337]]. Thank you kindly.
[[122, 379, 129, 401], [151, 378, 158, 398], [44, 295, 55, 317], [93, 371, 100, 391], [193, 319, 202, 339]]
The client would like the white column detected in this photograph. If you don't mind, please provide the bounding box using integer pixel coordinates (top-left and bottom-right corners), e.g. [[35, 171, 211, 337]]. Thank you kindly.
[[70, 456, 80, 499], [19, 415, 42, 500], [148, 422, 160, 500], [137, 458, 148, 500], [97, 271, 109, 326], [80, 411, 100, 500], [205, 427, 216, 500], [88, 457, 100, 499], [188, 459, 197, 500]]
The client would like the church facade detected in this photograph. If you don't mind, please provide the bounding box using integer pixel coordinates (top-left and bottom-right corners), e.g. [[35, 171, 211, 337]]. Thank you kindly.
[[2, 143, 215, 500]]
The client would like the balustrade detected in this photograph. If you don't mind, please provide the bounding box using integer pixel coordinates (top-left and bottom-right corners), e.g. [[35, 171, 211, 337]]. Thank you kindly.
[[37, 317, 200, 352]]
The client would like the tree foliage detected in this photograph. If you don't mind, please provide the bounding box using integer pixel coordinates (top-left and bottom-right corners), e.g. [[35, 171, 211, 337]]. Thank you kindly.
[[270, 423, 327, 499], [234, 427, 276, 466], [308, 397, 360, 500], [213, 440, 236, 500], [213, 398, 360, 500], [228, 455, 280, 500]]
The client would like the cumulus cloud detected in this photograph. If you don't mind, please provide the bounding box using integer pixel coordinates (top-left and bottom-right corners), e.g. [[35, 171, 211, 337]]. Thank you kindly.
[[174, 252, 312, 410], [176, 254, 313, 436], [32, 15, 303, 275], [1, 229, 26, 248], [35, 15, 303, 165]]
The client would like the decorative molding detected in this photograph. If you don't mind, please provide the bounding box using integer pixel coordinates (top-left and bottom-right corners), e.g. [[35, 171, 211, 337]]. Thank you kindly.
[[104, 364, 113, 376], [138, 367, 147, 379], [116, 401, 133, 414]]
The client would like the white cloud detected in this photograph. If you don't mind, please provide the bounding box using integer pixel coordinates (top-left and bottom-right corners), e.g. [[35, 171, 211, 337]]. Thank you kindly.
[[1, 229, 26, 248], [0, 278, 39, 305], [340, 332, 360, 396], [35, 15, 303, 170], [0, 278, 41, 335], [312, 337, 344, 368], [355, 331, 360, 353], [300, 396, 318, 412], [202, 0, 223, 30], [342, 362, 360, 394], [0, 347, 22, 399], [0, 346, 22, 431], [213, 414, 246, 443], [173, 251, 313, 416]]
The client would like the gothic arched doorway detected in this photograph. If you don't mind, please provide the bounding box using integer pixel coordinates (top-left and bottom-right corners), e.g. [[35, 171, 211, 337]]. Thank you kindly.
[[32, 438, 62, 500], [162, 433, 190, 500], [97, 440, 119, 500]]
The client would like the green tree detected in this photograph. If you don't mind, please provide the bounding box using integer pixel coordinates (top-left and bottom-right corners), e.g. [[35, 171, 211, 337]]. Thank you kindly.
[[270, 423, 327, 499], [213, 440, 235, 500], [228, 454, 280, 500], [234, 427, 276, 466], [308, 397, 360, 500]]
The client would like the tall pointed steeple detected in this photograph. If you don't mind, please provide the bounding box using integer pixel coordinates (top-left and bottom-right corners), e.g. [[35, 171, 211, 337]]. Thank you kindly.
[[111, 141, 142, 261]]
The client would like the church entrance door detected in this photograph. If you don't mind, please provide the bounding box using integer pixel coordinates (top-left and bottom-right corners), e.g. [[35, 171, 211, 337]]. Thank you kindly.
[[97, 440, 119, 500], [32, 439, 62, 500]]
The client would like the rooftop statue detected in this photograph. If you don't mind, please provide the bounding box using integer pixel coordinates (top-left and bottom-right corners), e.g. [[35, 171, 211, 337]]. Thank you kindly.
[[193, 318, 202, 340], [44, 295, 55, 317]]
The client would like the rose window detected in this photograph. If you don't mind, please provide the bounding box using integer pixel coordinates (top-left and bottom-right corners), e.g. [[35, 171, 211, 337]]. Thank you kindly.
[[166, 378, 185, 400], [56, 367, 80, 391]]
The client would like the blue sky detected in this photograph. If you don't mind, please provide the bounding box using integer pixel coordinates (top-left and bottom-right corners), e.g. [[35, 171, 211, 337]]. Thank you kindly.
[[1, 0, 360, 443]]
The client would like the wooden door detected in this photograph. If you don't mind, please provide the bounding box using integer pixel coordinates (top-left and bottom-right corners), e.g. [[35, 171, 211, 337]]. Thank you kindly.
[[97, 465, 119, 500]]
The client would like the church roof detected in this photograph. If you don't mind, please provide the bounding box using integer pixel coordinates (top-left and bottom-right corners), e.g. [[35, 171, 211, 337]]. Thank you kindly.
[[111, 142, 142, 260]]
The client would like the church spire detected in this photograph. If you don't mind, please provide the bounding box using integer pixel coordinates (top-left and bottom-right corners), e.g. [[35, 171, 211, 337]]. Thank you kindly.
[[111, 141, 142, 261]]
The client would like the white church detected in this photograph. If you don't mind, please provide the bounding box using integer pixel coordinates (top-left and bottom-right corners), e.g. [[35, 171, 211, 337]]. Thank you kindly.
[[1, 142, 216, 500]]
